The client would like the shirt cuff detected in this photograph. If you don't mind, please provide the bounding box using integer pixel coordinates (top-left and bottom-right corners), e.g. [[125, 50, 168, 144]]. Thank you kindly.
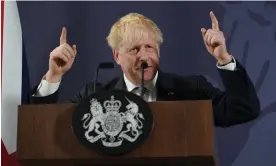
[[216, 56, 236, 71], [34, 79, 61, 97]]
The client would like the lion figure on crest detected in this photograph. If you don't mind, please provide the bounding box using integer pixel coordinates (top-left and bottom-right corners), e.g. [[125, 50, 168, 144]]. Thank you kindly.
[[82, 98, 104, 140]]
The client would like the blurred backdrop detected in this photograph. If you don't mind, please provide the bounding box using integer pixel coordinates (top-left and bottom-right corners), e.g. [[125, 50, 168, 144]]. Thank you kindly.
[[16, 1, 276, 166]]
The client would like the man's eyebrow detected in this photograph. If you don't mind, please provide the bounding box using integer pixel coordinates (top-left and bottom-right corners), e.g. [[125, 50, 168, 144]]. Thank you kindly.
[[128, 44, 139, 49]]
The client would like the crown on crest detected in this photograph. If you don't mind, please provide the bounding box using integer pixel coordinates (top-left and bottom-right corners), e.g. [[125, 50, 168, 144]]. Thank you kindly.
[[103, 95, 122, 112]]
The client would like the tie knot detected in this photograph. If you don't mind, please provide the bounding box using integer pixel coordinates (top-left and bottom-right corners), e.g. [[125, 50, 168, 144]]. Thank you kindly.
[[140, 87, 148, 97], [132, 87, 148, 98]]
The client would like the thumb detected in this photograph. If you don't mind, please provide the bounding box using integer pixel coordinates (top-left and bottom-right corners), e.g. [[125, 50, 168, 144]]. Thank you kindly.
[[201, 28, 207, 39], [72, 45, 77, 55]]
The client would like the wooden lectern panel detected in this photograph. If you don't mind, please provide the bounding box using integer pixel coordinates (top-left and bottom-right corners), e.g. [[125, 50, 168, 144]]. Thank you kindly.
[[16, 100, 215, 166]]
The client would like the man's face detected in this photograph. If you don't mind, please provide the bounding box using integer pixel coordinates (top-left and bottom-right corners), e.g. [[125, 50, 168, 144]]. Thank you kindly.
[[113, 28, 160, 85]]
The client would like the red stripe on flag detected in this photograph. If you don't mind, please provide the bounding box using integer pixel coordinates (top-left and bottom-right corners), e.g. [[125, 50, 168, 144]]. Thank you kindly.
[[1, 140, 9, 166], [2, 140, 22, 166]]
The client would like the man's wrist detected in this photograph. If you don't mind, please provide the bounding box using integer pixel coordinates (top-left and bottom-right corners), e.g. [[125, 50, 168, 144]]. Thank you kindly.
[[216, 55, 236, 71], [45, 71, 62, 83], [217, 53, 233, 65]]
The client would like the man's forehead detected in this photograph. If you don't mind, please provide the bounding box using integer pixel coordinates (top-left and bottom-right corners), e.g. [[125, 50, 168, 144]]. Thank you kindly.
[[121, 30, 157, 48]]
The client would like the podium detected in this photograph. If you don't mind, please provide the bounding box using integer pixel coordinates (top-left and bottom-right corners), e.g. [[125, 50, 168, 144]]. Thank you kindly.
[[16, 100, 216, 166]]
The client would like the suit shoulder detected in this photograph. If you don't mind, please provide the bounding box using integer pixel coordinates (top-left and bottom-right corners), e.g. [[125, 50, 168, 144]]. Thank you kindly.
[[83, 77, 120, 91], [162, 72, 204, 83], [161, 72, 216, 91]]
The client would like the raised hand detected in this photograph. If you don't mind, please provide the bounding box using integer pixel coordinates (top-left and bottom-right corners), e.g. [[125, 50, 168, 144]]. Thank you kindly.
[[46, 27, 77, 82], [201, 11, 232, 65]]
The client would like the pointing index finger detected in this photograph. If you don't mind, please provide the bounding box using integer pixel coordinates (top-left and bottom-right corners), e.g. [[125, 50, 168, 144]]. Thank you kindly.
[[210, 11, 220, 31], [60, 27, 67, 45]]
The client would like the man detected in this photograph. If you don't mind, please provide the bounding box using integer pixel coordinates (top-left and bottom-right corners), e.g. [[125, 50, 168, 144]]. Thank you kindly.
[[31, 12, 260, 127]]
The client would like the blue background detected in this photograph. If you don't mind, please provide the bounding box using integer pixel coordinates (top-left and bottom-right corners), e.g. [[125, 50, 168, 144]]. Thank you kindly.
[[17, 1, 276, 166]]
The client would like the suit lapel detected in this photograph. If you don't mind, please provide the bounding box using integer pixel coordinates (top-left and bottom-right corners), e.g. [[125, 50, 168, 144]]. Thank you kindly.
[[156, 71, 176, 101], [114, 76, 126, 90]]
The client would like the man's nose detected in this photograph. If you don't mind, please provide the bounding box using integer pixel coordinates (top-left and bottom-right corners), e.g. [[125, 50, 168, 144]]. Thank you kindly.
[[137, 48, 150, 60]]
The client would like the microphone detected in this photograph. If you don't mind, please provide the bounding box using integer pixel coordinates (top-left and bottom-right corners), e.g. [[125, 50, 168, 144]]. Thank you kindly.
[[93, 62, 114, 92], [140, 60, 148, 97], [141, 60, 148, 69]]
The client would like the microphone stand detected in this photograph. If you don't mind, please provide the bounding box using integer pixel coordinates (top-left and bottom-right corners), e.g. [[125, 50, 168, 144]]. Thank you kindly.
[[93, 67, 99, 92], [140, 61, 148, 97]]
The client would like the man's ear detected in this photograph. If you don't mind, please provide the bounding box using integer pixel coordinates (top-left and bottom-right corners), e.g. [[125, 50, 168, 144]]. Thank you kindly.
[[112, 50, 120, 65], [156, 44, 161, 58]]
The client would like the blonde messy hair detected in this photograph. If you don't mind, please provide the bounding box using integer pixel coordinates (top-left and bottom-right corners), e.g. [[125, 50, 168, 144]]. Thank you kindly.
[[106, 13, 163, 51]]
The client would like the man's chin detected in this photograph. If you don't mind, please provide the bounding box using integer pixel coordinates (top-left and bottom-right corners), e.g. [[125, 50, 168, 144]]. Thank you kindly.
[[135, 67, 157, 83], [143, 72, 155, 83]]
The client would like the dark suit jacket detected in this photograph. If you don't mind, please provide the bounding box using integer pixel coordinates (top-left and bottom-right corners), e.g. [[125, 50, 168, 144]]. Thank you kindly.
[[30, 61, 260, 127]]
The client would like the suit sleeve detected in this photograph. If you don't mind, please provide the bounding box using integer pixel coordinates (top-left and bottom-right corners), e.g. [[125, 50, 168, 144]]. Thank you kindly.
[[68, 83, 94, 103], [30, 82, 97, 104], [29, 84, 60, 104], [197, 60, 260, 127]]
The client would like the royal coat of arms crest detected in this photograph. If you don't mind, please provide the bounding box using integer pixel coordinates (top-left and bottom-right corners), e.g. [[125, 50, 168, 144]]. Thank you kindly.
[[82, 96, 144, 147], [72, 90, 153, 155]]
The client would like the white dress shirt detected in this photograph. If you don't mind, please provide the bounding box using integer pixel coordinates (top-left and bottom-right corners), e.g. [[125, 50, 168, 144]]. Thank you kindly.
[[34, 57, 237, 102], [124, 71, 158, 102]]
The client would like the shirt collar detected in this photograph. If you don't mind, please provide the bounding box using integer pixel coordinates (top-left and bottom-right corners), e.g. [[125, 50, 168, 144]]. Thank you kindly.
[[124, 71, 158, 92]]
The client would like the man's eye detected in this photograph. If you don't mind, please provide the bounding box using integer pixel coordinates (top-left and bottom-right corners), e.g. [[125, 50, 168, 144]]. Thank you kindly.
[[129, 48, 138, 53], [146, 45, 154, 52]]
